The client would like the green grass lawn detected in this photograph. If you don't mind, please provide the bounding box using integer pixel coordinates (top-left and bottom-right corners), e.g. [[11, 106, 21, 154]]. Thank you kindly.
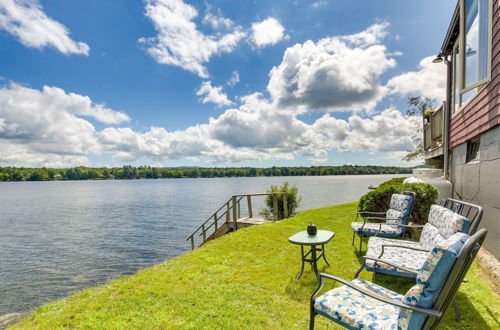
[[14, 203, 500, 329]]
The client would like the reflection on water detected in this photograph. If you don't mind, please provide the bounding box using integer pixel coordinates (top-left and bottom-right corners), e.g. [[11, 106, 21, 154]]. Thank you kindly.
[[0, 174, 405, 315]]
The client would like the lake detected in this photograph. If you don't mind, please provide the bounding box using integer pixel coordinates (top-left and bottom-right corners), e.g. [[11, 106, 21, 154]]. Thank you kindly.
[[0, 174, 405, 316]]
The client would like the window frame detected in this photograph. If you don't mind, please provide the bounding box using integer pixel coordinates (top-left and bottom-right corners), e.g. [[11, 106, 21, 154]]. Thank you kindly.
[[453, 0, 492, 114], [466, 138, 481, 163]]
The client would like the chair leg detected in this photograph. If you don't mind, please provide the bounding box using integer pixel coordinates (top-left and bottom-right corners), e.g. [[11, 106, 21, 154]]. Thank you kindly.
[[309, 307, 316, 330], [358, 234, 363, 257], [452, 299, 461, 322], [352, 230, 355, 246]]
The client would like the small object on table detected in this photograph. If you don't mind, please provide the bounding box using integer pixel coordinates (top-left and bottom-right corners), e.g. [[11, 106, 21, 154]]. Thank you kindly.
[[307, 222, 317, 236], [288, 230, 335, 281]]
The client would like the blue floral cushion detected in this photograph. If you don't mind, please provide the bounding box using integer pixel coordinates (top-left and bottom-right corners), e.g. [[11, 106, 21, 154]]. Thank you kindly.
[[419, 223, 446, 251], [365, 237, 427, 277], [386, 209, 404, 225], [389, 194, 413, 213], [314, 278, 404, 329], [427, 205, 471, 238], [399, 233, 468, 329], [351, 222, 403, 236]]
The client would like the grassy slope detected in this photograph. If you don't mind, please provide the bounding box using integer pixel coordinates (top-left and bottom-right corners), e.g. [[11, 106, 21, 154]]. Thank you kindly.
[[15, 203, 499, 329]]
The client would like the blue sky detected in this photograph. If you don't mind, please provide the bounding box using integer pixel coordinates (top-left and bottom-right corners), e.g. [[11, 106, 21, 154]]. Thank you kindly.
[[0, 0, 455, 168]]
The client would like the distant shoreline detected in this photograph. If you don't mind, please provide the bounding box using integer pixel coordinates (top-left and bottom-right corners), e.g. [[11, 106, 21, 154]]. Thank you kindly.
[[0, 165, 413, 182]]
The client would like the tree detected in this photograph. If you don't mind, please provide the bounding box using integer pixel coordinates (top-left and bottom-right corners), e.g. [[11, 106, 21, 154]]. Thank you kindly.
[[260, 182, 302, 220], [403, 96, 436, 161]]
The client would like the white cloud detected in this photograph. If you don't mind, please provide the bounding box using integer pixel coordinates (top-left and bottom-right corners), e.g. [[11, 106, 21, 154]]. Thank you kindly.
[[0, 20, 423, 167], [208, 94, 312, 150], [340, 108, 416, 152], [339, 22, 389, 46], [196, 81, 233, 107], [202, 11, 233, 30], [310, 157, 328, 164], [0, 0, 89, 55], [251, 17, 287, 48], [0, 143, 91, 168], [311, 1, 327, 9], [0, 83, 129, 167], [267, 22, 396, 113], [386, 56, 446, 101], [227, 71, 240, 87], [38, 86, 130, 125], [0, 81, 419, 167], [139, 0, 246, 78]]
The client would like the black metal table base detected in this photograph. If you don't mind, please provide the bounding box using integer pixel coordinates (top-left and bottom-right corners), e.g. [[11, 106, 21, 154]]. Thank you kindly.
[[296, 244, 330, 280]]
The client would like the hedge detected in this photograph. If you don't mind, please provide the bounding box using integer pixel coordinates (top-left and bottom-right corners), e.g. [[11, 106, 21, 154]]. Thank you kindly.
[[358, 177, 439, 224]]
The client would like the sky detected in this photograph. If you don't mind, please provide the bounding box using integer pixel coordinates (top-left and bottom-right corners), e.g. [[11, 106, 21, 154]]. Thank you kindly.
[[0, 0, 455, 168]]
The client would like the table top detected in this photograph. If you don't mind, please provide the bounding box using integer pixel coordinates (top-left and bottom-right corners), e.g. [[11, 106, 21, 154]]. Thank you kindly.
[[288, 230, 335, 245]]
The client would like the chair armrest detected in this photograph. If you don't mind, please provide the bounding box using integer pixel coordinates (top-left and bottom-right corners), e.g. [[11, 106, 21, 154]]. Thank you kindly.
[[382, 223, 425, 229], [353, 211, 386, 223], [310, 273, 442, 317], [381, 244, 430, 253], [363, 217, 388, 222], [357, 217, 392, 233], [358, 211, 387, 215], [362, 256, 420, 274], [377, 244, 430, 263], [379, 223, 425, 240]]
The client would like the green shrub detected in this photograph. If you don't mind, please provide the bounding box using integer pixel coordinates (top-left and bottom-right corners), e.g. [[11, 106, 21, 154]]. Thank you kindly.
[[358, 178, 438, 224], [378, 177, 406, 187], [260, 182, 301, 220]]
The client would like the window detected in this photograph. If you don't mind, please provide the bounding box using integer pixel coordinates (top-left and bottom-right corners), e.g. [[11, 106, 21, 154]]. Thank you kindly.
[[464, 0, 489, 88], [453, 0, 492, 113], [466, 138, 480, 162]]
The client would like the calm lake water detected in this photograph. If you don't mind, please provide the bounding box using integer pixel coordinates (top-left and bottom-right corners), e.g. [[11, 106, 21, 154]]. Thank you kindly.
[[0, 174, 405, 316]]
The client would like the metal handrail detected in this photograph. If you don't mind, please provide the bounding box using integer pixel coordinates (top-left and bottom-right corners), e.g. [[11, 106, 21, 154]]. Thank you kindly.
[[186, 192, 288, 250], [186, 196, 241, 240], [232, 192, 286, 197]]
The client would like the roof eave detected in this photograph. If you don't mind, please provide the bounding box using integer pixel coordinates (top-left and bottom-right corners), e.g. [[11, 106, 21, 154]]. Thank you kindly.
[[440, 2, 460, 55]]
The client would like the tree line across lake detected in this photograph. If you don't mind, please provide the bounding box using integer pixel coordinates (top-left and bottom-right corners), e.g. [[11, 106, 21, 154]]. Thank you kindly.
[[0, 165, 412, 182]]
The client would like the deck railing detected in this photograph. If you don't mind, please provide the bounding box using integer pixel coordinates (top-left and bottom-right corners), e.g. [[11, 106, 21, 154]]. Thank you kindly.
[[186, 192, 287, 250], [424, 104, 444, 152]]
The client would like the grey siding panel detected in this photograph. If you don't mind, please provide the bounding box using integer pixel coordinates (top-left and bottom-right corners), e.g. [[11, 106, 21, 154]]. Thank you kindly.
[[451, 125, 500, 258]]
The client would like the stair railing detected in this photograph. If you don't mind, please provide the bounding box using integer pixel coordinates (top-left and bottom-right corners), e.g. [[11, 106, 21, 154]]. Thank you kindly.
[[186, 192, 287, 250]]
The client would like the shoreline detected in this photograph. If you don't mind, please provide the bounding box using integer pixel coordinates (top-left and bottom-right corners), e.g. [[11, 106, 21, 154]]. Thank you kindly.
[[10, 202, 499, 329]]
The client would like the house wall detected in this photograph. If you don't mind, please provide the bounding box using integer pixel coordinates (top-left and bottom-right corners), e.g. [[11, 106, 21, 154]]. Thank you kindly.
[[449, 0, 500, 147], [450, 125, 500, 258]]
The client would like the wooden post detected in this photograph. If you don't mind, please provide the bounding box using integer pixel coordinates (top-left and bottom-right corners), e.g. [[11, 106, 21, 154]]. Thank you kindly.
[[247, 195, 253, 218], [202, 223, 206, 242], [273, 194, 278, 221], [190, 236, 194, 250], [214, 212, 218, 231], [283, 193, 288, 218], [237, 199, 241, 219], [226, 202, 230, 222], [232, 196, 238, 230]]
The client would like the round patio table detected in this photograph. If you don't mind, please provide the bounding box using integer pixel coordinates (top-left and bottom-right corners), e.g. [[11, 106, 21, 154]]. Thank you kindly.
[[288, 230, 335, 281]]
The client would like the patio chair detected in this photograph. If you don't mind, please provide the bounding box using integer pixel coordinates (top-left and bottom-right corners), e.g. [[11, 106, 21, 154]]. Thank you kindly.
[[351, 191, 416, 255], [439, 198, 483, 235], [309, 229, 487, 330], [362, 199, 482, 279]]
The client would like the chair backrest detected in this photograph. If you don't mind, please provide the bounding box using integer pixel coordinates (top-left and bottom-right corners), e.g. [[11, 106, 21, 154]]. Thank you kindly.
[[399, 229, 487, 329], [419, 205, 471, 251], [439, 198, 483, 235], [424, 229, 487, 329], [386, 191, 416, 225]]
